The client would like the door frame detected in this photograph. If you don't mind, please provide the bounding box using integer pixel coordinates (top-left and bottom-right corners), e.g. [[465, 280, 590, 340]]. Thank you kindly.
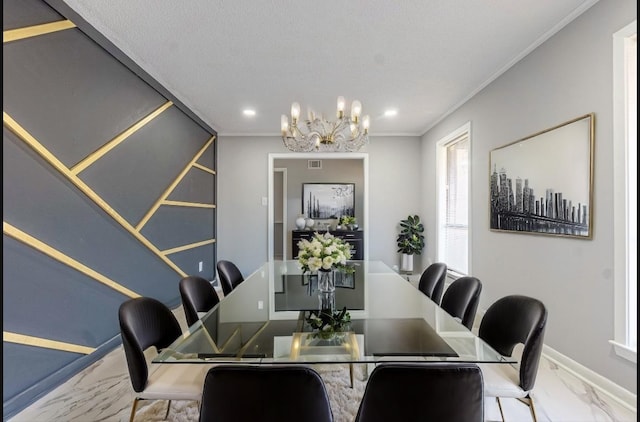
[[267, 152, 369, 262]]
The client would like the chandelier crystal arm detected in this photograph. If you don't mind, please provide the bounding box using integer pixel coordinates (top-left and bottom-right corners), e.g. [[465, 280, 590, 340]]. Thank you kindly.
[[281, 96, 370, 152]]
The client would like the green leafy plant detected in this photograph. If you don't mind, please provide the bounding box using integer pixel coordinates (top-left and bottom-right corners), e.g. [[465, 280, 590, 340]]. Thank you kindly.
[[396, 214, 425, 255], [306, 306, 351, 339], [340, 215, 357, 225]]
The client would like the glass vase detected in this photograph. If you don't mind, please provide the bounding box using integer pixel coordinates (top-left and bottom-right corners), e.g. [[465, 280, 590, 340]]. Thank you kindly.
[[318, 291, 336, 314], [318, 268, 335, 292]]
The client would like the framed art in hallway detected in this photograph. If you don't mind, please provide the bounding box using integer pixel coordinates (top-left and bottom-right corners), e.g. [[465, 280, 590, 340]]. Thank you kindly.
[[302, 183, 355, 219], [489, 113, 595, 239]]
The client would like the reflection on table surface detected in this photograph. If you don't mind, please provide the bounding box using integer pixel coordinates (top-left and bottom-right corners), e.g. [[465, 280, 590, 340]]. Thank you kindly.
[[154, 260, 514, 365]]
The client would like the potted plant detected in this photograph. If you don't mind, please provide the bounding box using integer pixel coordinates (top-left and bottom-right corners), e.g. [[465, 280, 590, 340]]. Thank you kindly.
[[396, 215, 425, 272], [340, 215, 358, 231]]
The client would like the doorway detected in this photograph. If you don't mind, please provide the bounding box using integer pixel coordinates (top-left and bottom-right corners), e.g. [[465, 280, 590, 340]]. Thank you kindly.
[[267, 153, 369, 262], [273, 168, 287, 260]]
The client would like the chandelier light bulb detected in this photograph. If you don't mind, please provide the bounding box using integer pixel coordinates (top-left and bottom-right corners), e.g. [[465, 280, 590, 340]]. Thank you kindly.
[[350, 100, 362, 122], [362, 115, 370, 133], [337, 96, 346, 118], [281, 114, 289, 134], [308, 108, 316, 122], [291, 102, 300, 123]]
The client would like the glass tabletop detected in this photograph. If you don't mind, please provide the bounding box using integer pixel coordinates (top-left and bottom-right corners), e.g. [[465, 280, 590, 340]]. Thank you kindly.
[[154, 260, 514, 365]]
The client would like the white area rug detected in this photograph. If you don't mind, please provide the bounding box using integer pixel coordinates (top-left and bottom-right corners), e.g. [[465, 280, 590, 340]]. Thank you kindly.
[[135, 364, 367, 422]]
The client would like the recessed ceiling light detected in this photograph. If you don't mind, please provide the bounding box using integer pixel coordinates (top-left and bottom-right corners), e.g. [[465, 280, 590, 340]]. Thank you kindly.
[[243, 109, 256, 117], [384, 109, 397, 117]]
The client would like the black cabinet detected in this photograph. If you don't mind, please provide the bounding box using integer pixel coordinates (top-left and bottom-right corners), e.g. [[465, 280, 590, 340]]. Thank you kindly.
[[291, 230, 364, 260]]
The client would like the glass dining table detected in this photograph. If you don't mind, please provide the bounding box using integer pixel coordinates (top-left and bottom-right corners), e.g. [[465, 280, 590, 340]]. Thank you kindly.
[[154, 260, 514, 368]]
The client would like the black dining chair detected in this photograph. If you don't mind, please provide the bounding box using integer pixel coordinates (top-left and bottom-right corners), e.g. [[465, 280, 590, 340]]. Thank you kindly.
[[118, 297, 209, 422], [440, 276, 482, 330], [355, 363, 484, 422], [216, 260, 244, 296], [417, 262, 447, 305], [179, 275, 220, 327], [478, 295, 548, 422], [199, 365, 333, 422]]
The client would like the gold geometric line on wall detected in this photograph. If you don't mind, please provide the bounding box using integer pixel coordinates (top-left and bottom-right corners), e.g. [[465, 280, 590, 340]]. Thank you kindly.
[[3, 20, 76, 43], [4, 332, 95, 355], [70, 101, 174, 175], [162, 200, 216, 209], [161, 239, 216, 256], [3, 222, 140, 299], [193, 162, 216, 175], [136, 135, 216, 231], [3, 112, 187, 278]]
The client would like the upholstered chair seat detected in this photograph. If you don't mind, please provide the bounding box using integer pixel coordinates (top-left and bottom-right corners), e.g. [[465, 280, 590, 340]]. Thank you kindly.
[[179, 275, 220, 327], [199, 365, 333, 422], [478, 295, 547, 422], [440, 276, 482, 330], [119, 296, 211, 421], [216, 260, 244, 297], [355, 362, 484, 422], [140, 363, 208, 401], [417, 262, 447, 305]]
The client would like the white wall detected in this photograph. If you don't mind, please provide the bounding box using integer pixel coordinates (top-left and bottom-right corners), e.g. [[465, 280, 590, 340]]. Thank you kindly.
[[420, 0, 636, 393], [217, 135, 424, 276]]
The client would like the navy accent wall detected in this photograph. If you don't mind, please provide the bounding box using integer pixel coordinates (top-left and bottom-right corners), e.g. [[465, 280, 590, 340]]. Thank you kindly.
[[2, 0, 217, 417]]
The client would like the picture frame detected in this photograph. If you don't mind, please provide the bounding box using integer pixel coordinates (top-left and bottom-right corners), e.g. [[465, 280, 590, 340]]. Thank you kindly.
[[302, 183, 355, 219], [489, 113, 595, 239]]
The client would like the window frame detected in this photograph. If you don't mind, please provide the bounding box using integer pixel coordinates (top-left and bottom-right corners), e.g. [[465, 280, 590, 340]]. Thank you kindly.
[[436, 122, 472, 276], [611, 20, 637, 364]]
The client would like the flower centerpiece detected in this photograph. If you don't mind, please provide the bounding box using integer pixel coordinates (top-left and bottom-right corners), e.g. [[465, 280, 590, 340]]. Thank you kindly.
[[297, 231, 353, 272], [305, 306, 351, 340], [297, 232, 353, 290]]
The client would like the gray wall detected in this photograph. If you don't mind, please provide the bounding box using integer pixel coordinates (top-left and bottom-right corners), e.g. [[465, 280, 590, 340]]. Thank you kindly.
[[420, 0, 636, 394], [3, 0, 216, 416], [217, 135, 424, 275]]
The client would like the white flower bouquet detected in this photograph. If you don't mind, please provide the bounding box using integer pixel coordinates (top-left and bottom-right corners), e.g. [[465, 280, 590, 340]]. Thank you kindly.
[[297, 232, 353, 273]]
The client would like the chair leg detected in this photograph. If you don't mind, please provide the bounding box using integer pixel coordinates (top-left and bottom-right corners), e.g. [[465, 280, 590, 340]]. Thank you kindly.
[[515, 396, 538, 422], [129, 397, 141, 422], [163, 400, 172, 420], [496, 397, 506, 422], [349, 363, 354, 388], [529, 396, 539, 422]]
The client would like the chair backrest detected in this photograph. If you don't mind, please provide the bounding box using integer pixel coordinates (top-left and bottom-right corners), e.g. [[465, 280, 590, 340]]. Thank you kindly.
[[118, 297, 182, 392], [418, 262, 447, 305], [199, 365, 333, 422], [179, 275, 220, 327], [440, 276, 482, 330], [478, 295, 548, 391], [216, 260, 244, 296], [355, 363, 484, 422]]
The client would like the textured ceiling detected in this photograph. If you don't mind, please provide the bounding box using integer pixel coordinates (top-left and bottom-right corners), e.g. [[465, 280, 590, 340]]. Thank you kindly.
[[60, 0, 598, 136]]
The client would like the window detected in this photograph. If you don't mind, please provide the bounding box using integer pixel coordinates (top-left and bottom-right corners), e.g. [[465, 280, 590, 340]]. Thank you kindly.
[[436, 122, 470, 275], [612, 20, 637, 363]]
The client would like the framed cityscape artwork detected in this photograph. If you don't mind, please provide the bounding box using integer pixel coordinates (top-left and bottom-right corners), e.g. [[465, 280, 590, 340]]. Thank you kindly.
[[489, 113, 595, 239]]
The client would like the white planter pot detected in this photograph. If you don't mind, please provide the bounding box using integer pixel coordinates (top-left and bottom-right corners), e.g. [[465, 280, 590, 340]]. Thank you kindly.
[[400, 254, 414, 272]]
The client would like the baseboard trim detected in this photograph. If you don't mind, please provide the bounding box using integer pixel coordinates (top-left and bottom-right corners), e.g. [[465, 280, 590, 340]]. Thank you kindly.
[[542, 344, 637, 413]]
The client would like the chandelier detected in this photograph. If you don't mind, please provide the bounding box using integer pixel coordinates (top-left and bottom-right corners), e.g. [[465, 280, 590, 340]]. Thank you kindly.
[[281, 96, 370, 152]]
